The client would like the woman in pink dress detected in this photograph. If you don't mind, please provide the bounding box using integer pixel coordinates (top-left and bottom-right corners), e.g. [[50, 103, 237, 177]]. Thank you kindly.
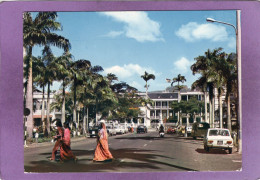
[[49, 121, 64, 161], [93, 122, 113, 162], [60, 122, 77, 162]]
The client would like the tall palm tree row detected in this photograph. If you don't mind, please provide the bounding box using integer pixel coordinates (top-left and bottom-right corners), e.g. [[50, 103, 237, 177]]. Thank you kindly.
[[23, 12, 71, 138], [191, 48, 237, 131]]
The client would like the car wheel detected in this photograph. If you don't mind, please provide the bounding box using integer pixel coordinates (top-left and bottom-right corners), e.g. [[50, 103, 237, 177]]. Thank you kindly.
[[228, 148, 232, 154]]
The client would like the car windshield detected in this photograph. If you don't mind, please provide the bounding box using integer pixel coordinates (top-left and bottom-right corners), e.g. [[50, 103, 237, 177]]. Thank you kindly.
[[209, 130, 230, 136]]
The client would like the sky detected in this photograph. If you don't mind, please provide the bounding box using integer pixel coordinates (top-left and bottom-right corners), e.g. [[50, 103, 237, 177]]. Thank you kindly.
[[32, 10, 237, 92]]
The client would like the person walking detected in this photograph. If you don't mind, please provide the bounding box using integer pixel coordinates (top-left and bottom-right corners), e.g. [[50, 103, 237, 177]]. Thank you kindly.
[[93, 122, 113, 162], [49, 120, 64, 161], [60, 122, 77, 162]]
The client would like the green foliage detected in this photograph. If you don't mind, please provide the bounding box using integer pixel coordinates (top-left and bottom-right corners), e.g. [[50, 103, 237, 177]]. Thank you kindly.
[[171, 97, 204, 115]]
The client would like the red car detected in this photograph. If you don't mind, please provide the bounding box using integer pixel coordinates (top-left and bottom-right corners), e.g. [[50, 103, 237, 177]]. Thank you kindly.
[[167, 127, 176, 134]]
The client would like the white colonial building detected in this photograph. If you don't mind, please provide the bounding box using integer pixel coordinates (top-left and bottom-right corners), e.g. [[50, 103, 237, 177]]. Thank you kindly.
[[137, 88, 207, 128]]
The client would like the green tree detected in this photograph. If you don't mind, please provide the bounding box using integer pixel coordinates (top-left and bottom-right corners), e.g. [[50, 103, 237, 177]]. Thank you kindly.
[[55, 52, 73, 124], [141, 71, 155, 126], [191, 48, 223, 128], [69, 59, 91, 132], [170, 74, 186, 125], [141, 71, 155, 98], [23, 12, 71, 138]]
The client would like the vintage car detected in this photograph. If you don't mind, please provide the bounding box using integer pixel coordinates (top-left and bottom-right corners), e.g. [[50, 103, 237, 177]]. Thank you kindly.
[[89, 125, 100, 138], [203, 128, 233, 154], [106, 125, 117, 136], [186, 125, 192, 136], [137, 125, 147, 133], [191, 122, 210, 139], [114, 125, 125, 134], [167, 126, 176, 134]]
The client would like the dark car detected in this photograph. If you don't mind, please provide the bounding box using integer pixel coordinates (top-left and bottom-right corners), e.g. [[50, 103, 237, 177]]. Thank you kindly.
[[137, 125, 147, 133], [89, 126, 100, 138], [191, 122, 210, 139]]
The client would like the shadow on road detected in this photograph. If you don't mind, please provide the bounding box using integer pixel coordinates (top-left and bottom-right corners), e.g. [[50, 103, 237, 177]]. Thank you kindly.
[[25, 148, 197, 172], [115, 136, 173, 141], [196, 148, 230, 154]]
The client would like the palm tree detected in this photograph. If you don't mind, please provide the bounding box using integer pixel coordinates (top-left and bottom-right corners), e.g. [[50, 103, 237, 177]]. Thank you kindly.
[[80, 64, 104, 134], [42, 46, 59, 136], [191, 76, 208, 123], [191, 48, 223, 128], [70, 59, 92, 133], [141, 71, 155, 126], [23, 12, 71, 138], [32, 56, 48, 132], [220, 53, 237, 132], [171, 74, 186, 125], [141, 71, 155, 98], [55, 52, 73, 124]]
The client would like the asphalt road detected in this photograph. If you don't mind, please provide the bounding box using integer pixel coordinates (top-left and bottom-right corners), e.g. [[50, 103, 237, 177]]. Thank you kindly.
[[24, 130, 242, 172]]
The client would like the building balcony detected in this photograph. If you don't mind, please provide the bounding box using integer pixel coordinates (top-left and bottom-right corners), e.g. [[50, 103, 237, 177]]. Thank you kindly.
[[150, 116, 160, 119]]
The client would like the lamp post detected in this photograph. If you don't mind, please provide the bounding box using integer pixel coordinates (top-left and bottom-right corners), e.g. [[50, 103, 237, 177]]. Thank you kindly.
[[206, 10, 242, 154]]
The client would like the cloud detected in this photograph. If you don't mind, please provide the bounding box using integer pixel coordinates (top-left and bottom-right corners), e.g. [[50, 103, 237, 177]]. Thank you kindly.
[[104, 64, 156, 79], [176, 22, 228, 42], [104, 31, 124, 38], [129, 81, 143, 90], [174, 57, 193, 73], [228, 37, 236, 49], [100, 11, 164, 42]]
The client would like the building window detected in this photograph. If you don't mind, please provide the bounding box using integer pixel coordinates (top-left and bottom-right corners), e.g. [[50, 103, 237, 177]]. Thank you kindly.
[[156, 102, 161, 107]]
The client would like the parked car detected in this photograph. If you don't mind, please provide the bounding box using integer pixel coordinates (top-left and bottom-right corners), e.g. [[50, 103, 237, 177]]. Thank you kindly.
[[167, 126, 176, 134], [122, 126, 128, 134], [106, 125, 116, 136], [89, 125, 100, 138], [115, 125, 125, 134], [186, 125, 192, 136], [203, 128, 233, 154], [137, 125, 147, 133], [191, 122, 210, 139]]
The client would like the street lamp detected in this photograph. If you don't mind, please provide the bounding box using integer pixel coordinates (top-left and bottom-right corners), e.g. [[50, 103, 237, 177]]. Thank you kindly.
[[206, 10, 242, 154], [206, 18, 237, 33]]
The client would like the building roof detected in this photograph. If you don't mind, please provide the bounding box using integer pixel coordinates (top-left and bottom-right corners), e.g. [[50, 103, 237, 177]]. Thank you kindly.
[[148, 93, 178, 99]]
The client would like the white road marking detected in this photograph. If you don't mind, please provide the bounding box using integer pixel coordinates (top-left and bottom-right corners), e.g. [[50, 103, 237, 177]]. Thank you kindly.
[[232, 160, 242, 163], [149, 141, 153, 143], [144, 144, 147, 147]]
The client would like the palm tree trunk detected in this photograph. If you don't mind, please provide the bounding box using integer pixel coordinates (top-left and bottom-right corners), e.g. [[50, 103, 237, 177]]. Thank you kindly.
[[218, 91, 223, 128], [209, 98, 212, 128], [61, 79, 66, 124], [25, 46, 33, 139], [83, 107, 86, 135], [177, 90, 181, 125], [41, 86, 46, 134], [227, 95, 231, 131], [86, 107, 89, 132], [46, 82, 51, 136], [212, 97, 215, 128], [73, 77, 77, 128], [204, 92, 208, 123], [77, 110, 80, 135], [95, 98, 98, 125]]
